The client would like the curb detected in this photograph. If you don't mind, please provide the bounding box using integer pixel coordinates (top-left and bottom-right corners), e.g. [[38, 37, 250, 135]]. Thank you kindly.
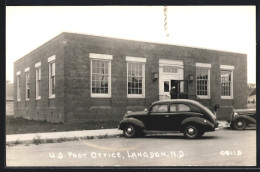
[[6, 129, 122, 145], [6, 134, 122, 145]]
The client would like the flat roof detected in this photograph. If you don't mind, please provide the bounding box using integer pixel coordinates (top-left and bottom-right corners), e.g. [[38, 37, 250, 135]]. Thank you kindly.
[[15, 31, 247, 63]]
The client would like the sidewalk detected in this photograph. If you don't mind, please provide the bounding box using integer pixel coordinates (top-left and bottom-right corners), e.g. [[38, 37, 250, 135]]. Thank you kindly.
[[6, 129, 122, 144], [6, 121, 229, 144]]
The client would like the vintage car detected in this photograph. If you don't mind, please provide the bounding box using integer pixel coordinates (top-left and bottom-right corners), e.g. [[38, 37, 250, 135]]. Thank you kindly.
[[228, 108, 256, 130], [118, 99, 219, 139]]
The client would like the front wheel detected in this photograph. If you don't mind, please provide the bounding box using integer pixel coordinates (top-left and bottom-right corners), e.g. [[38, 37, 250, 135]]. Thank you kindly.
[[232, 119, 247, 130], [183, 124, 201, 139], [123, 124, 137, 138]]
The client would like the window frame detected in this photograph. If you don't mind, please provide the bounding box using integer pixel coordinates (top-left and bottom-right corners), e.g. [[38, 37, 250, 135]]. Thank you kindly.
[[90, 53, 112, 98], [126, 56, 146, 98], [48, 55, 56, 99], [35, 62, 41, 100], [24, 67, 30, 101], [220, 65, 234, 99], [16, 71, 21, 101], [196, 63, 211, 99]]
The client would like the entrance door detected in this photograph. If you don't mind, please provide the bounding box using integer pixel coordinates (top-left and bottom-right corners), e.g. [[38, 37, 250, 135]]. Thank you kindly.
[[159, 59, 184, 100], [161, 80, 188, 99], [162, 80, 171, 100]]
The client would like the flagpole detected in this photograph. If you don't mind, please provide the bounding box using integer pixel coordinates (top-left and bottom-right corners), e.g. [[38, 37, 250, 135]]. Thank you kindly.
[[163, 6, 170, 44]]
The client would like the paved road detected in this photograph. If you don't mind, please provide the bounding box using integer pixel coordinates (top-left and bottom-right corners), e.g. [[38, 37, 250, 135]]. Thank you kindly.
[[6, 129, 256, 167]]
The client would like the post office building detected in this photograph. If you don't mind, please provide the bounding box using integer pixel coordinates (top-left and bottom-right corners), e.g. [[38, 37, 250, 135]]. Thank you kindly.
[[14, 32, 247, 124]]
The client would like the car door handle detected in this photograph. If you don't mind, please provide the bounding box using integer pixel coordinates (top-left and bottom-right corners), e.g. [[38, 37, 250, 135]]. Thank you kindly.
[[165, 115, 169, 117]]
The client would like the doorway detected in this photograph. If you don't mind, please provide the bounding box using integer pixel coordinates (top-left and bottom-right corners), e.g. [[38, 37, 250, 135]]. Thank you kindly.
[[159, 59, 186, 100]]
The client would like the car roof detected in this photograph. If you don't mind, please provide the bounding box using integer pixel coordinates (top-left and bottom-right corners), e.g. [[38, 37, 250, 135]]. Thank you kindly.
[[152, 99, 199, 105]]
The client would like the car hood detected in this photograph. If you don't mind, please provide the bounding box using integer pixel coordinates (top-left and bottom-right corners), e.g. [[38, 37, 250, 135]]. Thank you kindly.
[[125, 111, 148, 117]]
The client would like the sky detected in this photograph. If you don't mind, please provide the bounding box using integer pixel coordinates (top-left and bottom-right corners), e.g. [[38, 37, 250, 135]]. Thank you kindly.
[[6, 6, 256, 83]]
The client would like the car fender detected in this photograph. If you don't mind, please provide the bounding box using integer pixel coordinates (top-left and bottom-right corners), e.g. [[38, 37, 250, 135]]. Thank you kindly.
[[232, 115, 256, 124], [181, 117, 214, 130], [119, 118, 145, 130]]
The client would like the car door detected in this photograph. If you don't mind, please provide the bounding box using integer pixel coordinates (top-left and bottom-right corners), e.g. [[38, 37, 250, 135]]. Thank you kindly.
[[168, 103, 192, 130], [146, 104, 171, 131]]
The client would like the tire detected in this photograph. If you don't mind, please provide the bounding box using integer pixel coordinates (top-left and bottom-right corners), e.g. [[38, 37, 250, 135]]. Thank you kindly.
[[123, 124, 137, 138], [232, 119, 247, 130], [183, 124, 201, 139]]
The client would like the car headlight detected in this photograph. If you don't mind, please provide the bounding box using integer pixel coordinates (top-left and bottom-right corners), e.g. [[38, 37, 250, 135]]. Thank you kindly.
[[233, 112, 238, 116]]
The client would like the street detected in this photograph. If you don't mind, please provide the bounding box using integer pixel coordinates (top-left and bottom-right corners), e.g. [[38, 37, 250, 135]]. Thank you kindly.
[[6, 128, 256, 167]]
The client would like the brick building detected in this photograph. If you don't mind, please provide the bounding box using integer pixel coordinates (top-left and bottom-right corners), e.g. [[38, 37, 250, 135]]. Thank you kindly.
[[14, 32, 247, 123]]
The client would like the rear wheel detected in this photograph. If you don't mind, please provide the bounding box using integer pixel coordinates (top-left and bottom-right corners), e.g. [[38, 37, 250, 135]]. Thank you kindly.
[[232, 119, 247, 130], [183, 124, 201, 139]]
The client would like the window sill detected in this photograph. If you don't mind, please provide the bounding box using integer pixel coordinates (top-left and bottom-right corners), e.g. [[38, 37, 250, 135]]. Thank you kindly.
[[91, 94, 111, 98], [36, 96, 41, 100], [127, 94, 145, 98], [25, 99, 30, 101], [221, 96, 233, 99], [197, 96, 210, 99], [49, 95, 55, 99]]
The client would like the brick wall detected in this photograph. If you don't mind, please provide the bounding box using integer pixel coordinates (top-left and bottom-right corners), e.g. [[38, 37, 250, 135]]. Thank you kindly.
[[13, 34, 65, 123], [62, 33, 247, 122]]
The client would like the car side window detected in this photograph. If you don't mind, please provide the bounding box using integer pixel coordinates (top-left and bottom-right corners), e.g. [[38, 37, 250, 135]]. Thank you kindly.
[[178, 104, 191, 112], [170, 104, 177, 112], [151, 105, 168, 113]]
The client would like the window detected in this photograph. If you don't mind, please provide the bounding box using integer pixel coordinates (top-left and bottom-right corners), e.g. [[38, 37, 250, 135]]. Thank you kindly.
[[170, 104, 177, 112], [25, 72, 30, 100], [178, 104, 191, 112], [151, 105, 168, 113], [163, 66, 178, 73], [90, 53, 112, 98], [126, 56, 146, 98], [92, 60, 109, 94], [24, 67, 30, 100], [164, 81, 169, 92], [16, 71, 21, 101], [48, 55, 55, 98], [220, 65, 234, 99], [170, 104, 190, 112], [127, 63, 144, 95], [196, 63, 211, 99], [35, 62, 41, 99]]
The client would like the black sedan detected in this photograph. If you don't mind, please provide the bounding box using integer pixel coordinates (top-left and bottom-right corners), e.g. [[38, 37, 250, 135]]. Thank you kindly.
[[118, 99, 219, 139], [228, 108, 256, 130]]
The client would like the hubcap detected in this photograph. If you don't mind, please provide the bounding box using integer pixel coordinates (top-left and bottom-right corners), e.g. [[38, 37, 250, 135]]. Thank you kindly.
[[126, 127, 133, 135], [127, 127, 132, 133], [187, 127, 195, 135], [237, 121, 243, 127]]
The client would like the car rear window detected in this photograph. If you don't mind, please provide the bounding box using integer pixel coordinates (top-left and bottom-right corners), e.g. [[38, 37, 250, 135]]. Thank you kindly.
[[178, 104, 191, 112], [151, 105, 168, 113]]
